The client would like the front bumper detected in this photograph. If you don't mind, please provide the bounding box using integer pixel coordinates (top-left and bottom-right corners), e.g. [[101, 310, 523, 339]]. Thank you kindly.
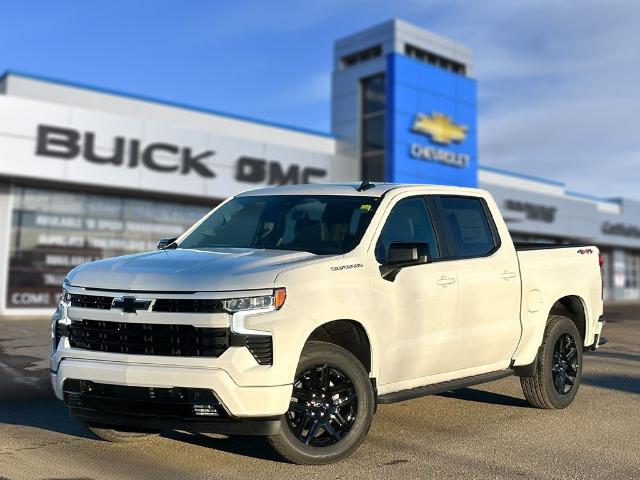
[[61, 379, 282, 435], [51, 359, 292, 419]]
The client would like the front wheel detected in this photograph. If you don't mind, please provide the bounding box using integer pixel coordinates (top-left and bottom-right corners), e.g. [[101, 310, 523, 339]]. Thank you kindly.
[[268, 341, 375, 464], [521, 315, 583, 409]]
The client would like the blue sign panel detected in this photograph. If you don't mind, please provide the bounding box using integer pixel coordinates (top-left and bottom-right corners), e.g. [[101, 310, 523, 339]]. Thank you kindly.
[[385, 53, 478, 187]]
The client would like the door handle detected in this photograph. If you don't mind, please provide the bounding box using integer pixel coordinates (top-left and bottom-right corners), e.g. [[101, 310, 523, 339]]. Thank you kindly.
[[501, 270, 517, 280], [437, 276, 456, 287]]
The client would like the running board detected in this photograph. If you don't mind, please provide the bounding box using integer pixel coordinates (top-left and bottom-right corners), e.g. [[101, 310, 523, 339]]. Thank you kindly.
[[377, 369, 513, 404]]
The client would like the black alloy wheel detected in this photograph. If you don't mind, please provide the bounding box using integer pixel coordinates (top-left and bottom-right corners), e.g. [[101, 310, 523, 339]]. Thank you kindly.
[[286, 364, 357, 447], [520, 315, 584, 409], [551, 333, 579, 395], [268, 341, 375, 464]]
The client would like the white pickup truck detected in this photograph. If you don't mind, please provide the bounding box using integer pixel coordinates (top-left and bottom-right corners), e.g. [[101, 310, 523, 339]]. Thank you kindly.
[[51, 182, 605, 464]]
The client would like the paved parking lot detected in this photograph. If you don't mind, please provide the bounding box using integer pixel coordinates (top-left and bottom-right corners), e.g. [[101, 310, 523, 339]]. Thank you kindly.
[[0, 305, 638, 479]]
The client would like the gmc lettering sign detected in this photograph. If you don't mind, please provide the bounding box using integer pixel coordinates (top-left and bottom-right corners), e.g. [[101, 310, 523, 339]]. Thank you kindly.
[[35, 124, 327, 185]]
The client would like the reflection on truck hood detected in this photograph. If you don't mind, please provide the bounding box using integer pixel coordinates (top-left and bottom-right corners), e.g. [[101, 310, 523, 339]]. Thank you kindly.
[[66, 248, 322, 292]]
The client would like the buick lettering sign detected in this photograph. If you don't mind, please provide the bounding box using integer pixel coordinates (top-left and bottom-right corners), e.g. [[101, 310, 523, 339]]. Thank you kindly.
[[36, 125, 216, 177], [35, 124, 327, 185]]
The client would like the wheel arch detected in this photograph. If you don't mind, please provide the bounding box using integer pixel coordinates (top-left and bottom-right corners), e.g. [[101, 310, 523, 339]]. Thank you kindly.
[[514, 292, 589, 372], [549, 295, 587, 342], [305, 319, 374, 376]]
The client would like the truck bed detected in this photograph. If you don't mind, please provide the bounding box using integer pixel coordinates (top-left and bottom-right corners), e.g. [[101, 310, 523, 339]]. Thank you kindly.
[[514, 242, 592, 251], [513, 243, 603, 363]]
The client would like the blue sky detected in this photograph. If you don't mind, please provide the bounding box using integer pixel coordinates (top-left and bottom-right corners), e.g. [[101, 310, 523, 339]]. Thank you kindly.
[[2, 1, 639, 198]]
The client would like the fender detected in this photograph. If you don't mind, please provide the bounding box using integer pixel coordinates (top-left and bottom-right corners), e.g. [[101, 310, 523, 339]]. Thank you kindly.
[[287, 310, 380, 384], [513, 290, 590, 367]]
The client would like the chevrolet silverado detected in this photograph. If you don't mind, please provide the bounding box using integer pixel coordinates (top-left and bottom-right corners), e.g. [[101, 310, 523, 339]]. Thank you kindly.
[[51, 182, 606, 464]]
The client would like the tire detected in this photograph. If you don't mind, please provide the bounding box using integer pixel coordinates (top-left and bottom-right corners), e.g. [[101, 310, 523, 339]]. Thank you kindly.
[[521, 315, 583, 409], [268, 341, 375, 464], [81, 421, 160, 443]]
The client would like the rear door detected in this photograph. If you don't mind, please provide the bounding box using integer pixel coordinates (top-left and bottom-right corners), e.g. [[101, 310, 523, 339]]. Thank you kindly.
[[432, 195, 521, 370]]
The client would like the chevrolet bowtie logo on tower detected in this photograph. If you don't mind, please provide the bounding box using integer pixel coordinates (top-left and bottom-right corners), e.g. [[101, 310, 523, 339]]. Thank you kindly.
[[411, 112, 468, 145], [409, 112, 471, 169], [112, 296, 152, 313]]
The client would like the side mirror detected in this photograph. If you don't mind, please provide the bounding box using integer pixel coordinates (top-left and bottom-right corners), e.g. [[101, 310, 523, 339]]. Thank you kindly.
[[381, 242, 429, 281], [157, 236, 178, 250]]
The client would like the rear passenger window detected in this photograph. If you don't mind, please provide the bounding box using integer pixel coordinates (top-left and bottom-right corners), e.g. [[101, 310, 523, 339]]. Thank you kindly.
[[437, 196, 498, 258], [375, 197, 438, 262]]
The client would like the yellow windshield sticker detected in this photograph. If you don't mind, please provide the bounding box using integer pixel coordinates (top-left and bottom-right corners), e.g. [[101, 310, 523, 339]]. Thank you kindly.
[[360, 204, 372, 211]]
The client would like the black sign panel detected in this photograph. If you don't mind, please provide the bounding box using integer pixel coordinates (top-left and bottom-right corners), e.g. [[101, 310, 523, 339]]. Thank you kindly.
[[504, 199, 557, 223], [601, 222, 640, 238]]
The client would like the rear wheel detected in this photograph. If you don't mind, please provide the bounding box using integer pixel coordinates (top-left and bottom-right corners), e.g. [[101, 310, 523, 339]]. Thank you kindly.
[[268, 341, 375, 464], [81, 421, 160, 443], [521, 315, 583, 409]]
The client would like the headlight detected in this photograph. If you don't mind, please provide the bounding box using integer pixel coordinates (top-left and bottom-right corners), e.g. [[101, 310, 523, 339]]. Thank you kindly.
[[60, 289, 71, 304], [52, 288, 71, 352], [223, 288, 286, 313]]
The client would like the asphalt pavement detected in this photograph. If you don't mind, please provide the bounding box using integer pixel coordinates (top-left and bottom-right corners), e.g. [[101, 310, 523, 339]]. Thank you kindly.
[[0, 305, 638, 479]]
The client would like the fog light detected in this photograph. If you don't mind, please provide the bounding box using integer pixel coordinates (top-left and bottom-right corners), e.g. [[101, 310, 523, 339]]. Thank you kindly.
[[193, 404, 220, 416]]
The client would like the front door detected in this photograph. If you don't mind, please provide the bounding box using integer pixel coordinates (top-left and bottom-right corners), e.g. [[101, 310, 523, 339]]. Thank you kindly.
[[373, 196, 461, 389]]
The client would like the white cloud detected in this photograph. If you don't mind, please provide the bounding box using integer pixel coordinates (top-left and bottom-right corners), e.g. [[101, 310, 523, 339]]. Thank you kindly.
[[409, 0, 640, 198]]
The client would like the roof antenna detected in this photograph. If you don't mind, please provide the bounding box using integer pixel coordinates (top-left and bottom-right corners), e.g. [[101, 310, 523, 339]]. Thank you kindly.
[[357, 179, 375, 192]]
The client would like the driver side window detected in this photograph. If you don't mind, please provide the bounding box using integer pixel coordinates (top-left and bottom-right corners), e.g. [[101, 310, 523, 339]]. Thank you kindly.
[[375, 197, 439, 263]]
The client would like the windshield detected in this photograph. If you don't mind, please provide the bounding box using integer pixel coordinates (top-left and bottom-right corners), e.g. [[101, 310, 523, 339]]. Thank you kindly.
[[179, 195, 380, 255]]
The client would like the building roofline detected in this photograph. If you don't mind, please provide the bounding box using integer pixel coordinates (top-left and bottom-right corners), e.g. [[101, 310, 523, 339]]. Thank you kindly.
[[479, 165, 565, 187], [333, 17, 472, 55], [0, 70, 335, 139], [566, 190, 622, 205], [480, 165, 622, 205], [333, 18, 395, 47]]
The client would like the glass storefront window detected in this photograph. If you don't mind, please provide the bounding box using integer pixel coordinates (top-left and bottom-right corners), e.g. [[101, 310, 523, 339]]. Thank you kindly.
[[362, 116, 385, 153], [601, 250, 613, 300], [362, 74, 385, 114], [360, 73, 386, 182], [6, 186, 211, 309], [624, 252, 639, 289], [362, 153, 385, 183]]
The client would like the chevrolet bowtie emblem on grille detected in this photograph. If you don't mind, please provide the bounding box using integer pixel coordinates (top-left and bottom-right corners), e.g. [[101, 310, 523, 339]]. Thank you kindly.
[[112, 296, 151, 313], [411, 112, 468, 145]]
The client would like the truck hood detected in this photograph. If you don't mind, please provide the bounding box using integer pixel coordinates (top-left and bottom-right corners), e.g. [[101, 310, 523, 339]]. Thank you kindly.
[[66, 248, 323, 292]]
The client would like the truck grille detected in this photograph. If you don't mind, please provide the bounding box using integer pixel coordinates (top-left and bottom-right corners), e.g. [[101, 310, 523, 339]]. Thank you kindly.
[[70, 294, 113, 309], [69, 294, 225, 314], [152, 298, 225, 313], [68, 319, 230, 357]]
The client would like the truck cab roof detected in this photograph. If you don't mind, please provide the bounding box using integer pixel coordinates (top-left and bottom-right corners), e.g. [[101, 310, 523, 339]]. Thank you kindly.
[[236, 182, 488, 198]]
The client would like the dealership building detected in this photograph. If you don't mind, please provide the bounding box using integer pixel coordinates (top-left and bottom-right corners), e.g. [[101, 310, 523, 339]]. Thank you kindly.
[[0, 18, 639, 317]]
